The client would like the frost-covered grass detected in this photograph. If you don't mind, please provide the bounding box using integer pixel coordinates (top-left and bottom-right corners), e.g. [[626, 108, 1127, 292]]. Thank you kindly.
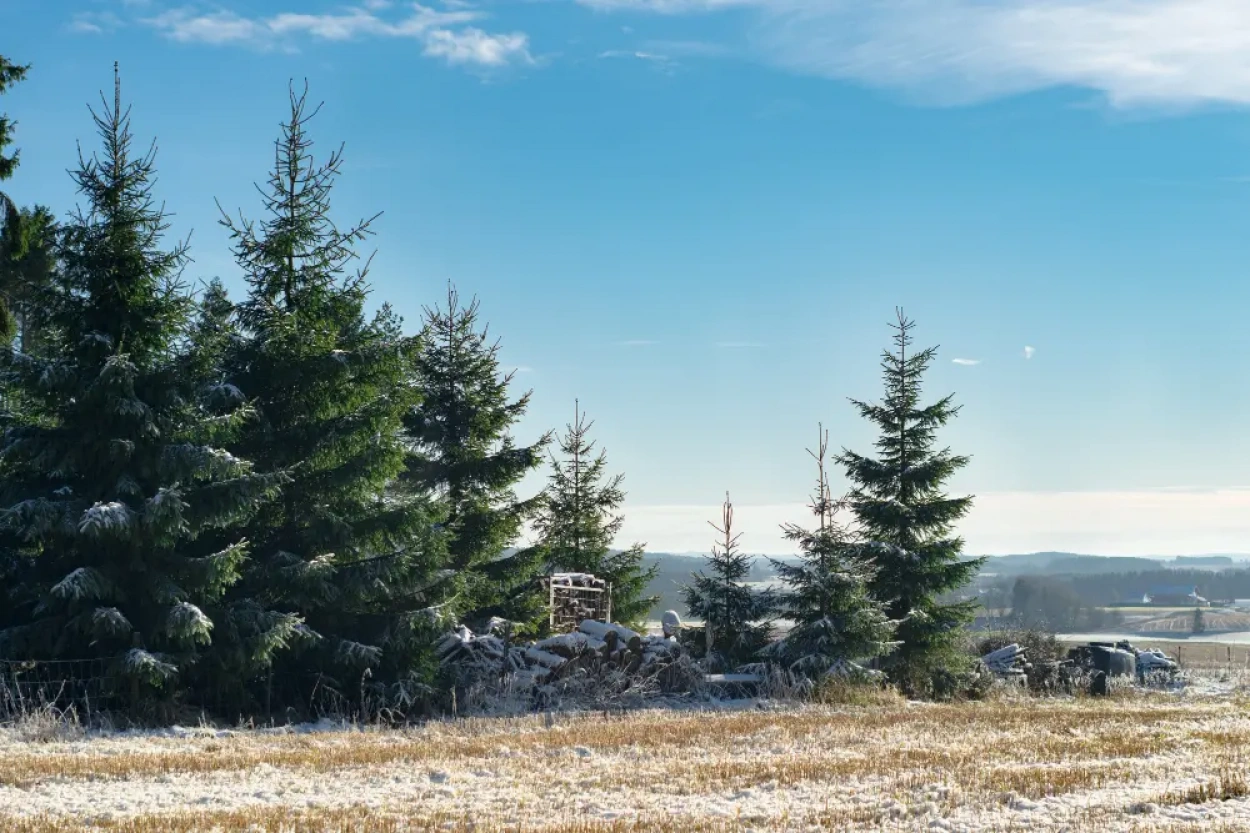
[[2, 676, 1250, 831]]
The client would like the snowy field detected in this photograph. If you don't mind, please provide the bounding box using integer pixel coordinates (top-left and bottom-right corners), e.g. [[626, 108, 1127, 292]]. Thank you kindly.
[[3, 674, 1250, 832]]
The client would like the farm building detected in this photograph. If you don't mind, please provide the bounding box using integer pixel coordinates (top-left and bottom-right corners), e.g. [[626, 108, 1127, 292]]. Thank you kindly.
[[1142, 585, 1208, 607]]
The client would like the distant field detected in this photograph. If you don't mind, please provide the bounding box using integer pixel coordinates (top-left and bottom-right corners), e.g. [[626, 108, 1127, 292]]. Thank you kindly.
[[4, 680, 1250, 831]]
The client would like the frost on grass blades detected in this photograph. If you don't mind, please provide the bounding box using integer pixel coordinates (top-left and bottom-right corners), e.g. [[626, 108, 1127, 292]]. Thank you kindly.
[[3, 674, 1250, 832]]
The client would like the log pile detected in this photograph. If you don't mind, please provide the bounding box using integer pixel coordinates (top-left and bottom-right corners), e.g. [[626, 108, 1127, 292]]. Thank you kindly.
[[437, 619, 686, 689], [980, 643, 1029, 681]]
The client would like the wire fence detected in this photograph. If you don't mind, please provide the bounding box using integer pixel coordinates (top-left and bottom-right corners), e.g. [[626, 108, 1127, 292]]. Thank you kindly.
[[0, 658, 121, 720]]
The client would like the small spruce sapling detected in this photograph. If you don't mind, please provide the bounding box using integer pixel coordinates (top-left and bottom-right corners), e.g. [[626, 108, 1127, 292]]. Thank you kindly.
[[535, 400, 658, 630], [680, 493, 772, 671], [764, 425, 896, 678]]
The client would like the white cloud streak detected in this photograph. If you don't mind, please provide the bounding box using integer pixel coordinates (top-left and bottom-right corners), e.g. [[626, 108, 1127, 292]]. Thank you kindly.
[[715, 340, 767, 348], [1023, 345, 1036, 360], [575, 0, 1250, 108], [139, 3, 532, 67], [617, 489, 1250, 556], [951, 357, 980, 366], [70, 11, 123, 34]]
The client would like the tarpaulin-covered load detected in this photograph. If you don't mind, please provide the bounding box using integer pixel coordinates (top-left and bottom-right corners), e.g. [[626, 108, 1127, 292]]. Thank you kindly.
[[1068, 643, 1136, 677]]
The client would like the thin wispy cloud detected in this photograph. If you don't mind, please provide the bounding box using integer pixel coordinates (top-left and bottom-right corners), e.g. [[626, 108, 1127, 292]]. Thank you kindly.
[[714, 341, 766, 349], [123, 3, 532, 68], [70, 11, 123, 34], [599, 49, 677, 72], [618, 339, 659, 346], [620, 490, 1250, 555], [951, 358, 980, 366], [574, 0, 1250, 108], [1023, 345, 1036, 360], [513, 365, 535, 374], [641, 39, 730, 58]]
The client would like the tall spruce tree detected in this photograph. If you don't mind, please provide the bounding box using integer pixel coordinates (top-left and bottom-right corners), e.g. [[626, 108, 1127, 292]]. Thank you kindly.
[[765, 426, 895, 676], [680, 493, 772, 671], [214, 85, 446, 711], [402, 285, 550, 632], [1, 205, 58, 355], [0, 54, 29, 255], [0, 68, 281, 700], [533, 400, 658, 629], [836, 310, 982, 694], [0, 55, 48, 345]]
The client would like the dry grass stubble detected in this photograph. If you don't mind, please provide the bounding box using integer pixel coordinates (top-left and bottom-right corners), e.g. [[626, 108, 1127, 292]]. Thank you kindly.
[[3, 694, 1250, 831]]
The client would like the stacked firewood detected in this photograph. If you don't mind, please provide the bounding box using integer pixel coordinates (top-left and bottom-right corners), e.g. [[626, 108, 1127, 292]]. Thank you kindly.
[[980, 643, 1029, 679]]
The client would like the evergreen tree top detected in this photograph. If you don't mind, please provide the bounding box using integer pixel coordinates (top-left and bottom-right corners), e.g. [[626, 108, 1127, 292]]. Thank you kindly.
[[838, 309, 973, 542], [406, 284, 551, 498], [219, 81, 379, 322], [536, 399, 626, 571], [0, 54, 29, 183], [55, 64, 192, 366], [0, 54, 43, 343]]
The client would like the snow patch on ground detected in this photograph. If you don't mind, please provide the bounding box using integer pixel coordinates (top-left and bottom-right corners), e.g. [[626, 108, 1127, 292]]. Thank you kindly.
[[3, 672, 1249, 831]]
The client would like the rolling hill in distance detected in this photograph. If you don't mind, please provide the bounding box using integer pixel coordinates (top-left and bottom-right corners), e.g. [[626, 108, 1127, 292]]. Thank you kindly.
[[638, 551, 1250, 620]]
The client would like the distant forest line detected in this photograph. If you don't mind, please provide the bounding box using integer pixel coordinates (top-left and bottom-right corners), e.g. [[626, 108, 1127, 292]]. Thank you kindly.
[[640, 552, 1250, 623]]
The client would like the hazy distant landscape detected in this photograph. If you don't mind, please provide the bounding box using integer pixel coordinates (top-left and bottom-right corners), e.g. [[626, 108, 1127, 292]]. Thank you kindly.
[[643, 550, 1250, 635]]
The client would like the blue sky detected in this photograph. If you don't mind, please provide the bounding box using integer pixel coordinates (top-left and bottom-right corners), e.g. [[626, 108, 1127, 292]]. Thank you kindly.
[[6, 0, 1250, 555]]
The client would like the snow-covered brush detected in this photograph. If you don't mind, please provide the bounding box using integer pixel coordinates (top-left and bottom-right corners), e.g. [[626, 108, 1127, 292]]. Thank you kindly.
[[436, 618, 694, 715]]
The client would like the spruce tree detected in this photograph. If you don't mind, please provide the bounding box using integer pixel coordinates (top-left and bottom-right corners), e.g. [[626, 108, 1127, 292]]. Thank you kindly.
[[0, 68, 280, 700], [836, 309, 982, 694], [0, 54, 40, 342], [402, 285, 550, 632], [212, 84, 448, 712], [1, 205, 58, 355], [533, 400, 658, 629], [0, 54, 29, 248], [681, 493, 772, 671], [765, 426, 895, 676]]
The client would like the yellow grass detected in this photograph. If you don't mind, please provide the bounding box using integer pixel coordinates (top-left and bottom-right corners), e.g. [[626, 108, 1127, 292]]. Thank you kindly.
[[4, 689, 1250, 832]]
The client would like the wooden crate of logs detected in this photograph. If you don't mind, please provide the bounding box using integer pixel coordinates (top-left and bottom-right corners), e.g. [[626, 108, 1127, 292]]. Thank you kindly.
[[542, 573, 612, 633]]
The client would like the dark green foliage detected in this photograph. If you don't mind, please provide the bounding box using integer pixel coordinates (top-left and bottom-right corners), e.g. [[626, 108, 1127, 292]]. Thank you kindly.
[[534, 401, 658, 630], [402, 285, 550, 632], [680, 493, 772, 671], [1193, 607, 1205, 634], [765, 426, 895, 675], [0, 54, 34, 342], [211, 85, 446, 712], [1, 205, 58, 355], [0, 69, 281, 698], [0, 55, 26, 184], [837, 309, 983, 695]]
